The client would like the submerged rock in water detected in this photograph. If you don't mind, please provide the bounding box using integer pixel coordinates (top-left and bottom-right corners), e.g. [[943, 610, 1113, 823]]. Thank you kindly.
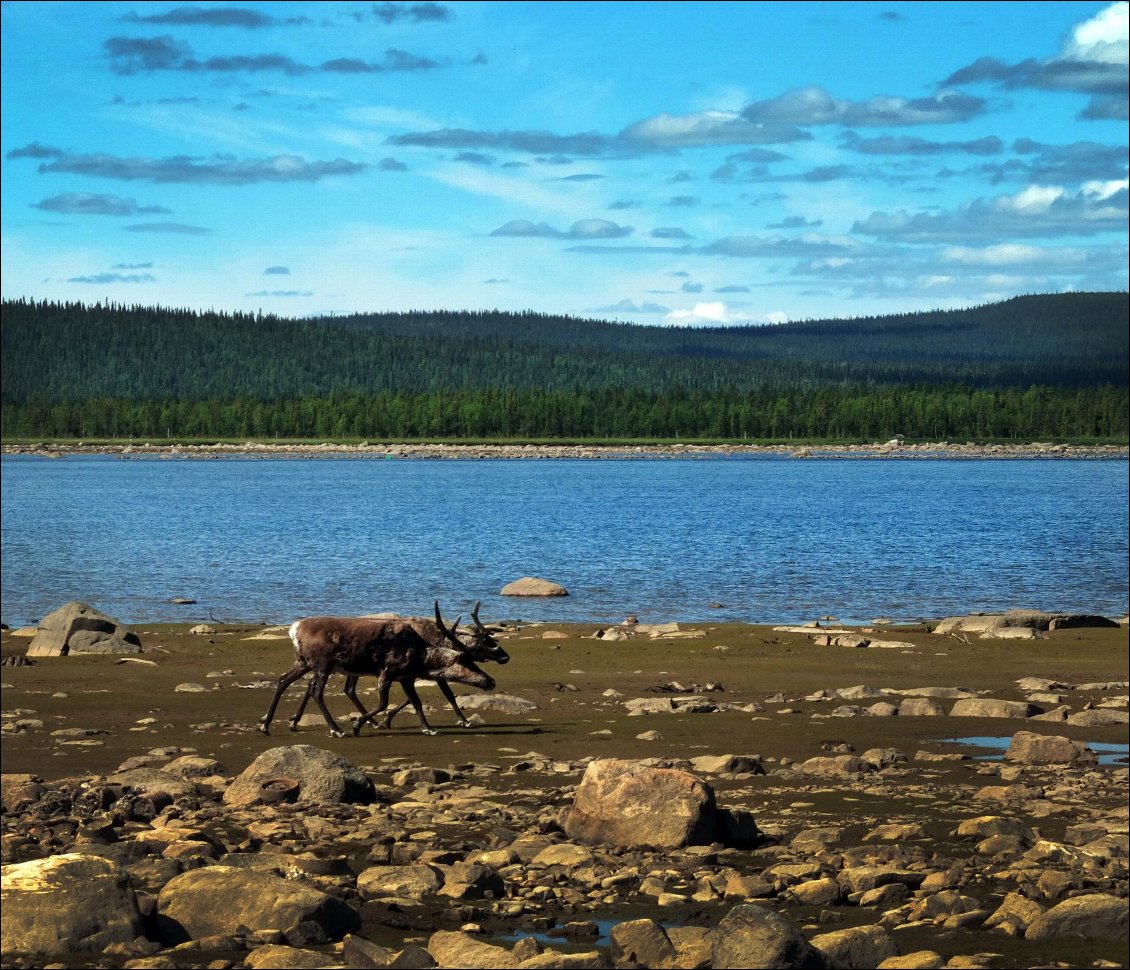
[[500, 576, 569, 597]]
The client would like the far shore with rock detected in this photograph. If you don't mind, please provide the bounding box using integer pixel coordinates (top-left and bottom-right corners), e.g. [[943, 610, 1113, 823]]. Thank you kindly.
[[2, 602, 1127, 968], [3, 439, 1128, 461]]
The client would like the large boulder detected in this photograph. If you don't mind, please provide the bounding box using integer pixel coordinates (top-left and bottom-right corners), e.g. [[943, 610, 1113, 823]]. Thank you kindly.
[[26, 601, 141, 656], [1004, 731, 1098, 765], [155, 866, 360, 944], [427, 930, 521, 969], [1026, 893, 1128, 941], [564, 758, 721, 849], [1, 854, 144, 957], [935, 610, 1117, 636], [357, 864, 444, 901], [810, 925, 897, 969], [711, 904, 826, 969], [949, 698, 1038, 718], [223, 745, 376, 807], [608, 918, 676, 967], [500, 576, 569, 597]]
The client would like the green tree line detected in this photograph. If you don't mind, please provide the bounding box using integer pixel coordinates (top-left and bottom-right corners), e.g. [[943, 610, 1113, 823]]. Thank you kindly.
[[4, 385, 1125, 441]]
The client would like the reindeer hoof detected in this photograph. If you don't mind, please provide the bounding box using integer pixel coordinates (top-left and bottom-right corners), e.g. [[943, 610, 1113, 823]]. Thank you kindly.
[[287, 722, 299, 733], [422, 728, 438, 736], [329, 729, 345, 738], [458, 720, 471, 728], [258, 725, 271, 736]]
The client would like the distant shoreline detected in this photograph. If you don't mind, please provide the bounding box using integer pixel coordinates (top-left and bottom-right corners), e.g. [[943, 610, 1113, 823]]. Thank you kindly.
[[3, 441, 1128, 460]]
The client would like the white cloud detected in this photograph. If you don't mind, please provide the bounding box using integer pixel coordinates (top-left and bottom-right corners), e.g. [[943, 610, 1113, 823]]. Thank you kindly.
[[664, 301, 735, 324], [1063, 2, 1128, 64]]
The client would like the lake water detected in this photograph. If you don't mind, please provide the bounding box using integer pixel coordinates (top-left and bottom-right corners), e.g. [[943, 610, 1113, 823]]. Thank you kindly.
[[1, 455, 1127, 628]]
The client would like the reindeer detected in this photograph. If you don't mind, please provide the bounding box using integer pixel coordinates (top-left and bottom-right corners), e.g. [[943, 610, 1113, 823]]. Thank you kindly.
[[259, 602, 497, 737], [288, 602, 509, 732]]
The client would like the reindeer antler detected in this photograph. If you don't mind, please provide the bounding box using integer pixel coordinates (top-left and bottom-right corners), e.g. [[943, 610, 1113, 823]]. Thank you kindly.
[[434, 600, 465, 649], [471, 601, 488, 632]]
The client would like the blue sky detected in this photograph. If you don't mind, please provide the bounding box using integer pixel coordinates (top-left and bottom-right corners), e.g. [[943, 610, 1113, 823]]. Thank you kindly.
[[2, 1, 1127, 324]]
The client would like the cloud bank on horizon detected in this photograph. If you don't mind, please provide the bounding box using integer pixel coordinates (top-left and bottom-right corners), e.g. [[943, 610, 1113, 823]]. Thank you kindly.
[[1, 1, 1126, 325]]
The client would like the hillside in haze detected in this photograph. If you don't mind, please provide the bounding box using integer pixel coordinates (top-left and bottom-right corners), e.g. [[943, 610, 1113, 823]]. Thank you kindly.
[[2, 292, 1127, 440]]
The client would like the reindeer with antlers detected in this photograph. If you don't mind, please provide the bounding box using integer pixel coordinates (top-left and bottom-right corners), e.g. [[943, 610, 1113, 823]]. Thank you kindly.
[[260, 601, 507, 737]]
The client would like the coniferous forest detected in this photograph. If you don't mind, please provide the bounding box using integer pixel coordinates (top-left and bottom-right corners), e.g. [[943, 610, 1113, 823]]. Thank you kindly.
[[1, 292, 1126, 441]]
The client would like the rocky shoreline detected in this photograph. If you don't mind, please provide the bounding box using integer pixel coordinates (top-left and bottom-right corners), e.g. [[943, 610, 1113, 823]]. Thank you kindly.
[[2, 612, 1127, 969], [3, 441, 1128, 461]]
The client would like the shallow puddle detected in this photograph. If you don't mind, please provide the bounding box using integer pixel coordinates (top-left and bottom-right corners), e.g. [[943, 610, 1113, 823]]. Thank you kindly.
[[946, 735, 1129, 765]]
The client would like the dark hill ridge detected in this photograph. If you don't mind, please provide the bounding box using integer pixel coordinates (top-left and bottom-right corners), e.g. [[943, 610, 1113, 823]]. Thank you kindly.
[[1, 292, 1126, 406]]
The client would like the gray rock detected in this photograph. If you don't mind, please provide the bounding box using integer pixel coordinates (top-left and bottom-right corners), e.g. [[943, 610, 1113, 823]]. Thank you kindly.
[[106, 767, 200, 805], [500, 577, 569, 597], [357, 864, 443, 900], [898, 697, 947, 716], [0, 773, 45, 813], [457, 692, 539, 714], [710, 904, 825, 969], [223, 745, 376, 807], [26, 601, 141, 657], [949, 698, 1037, 718], [1003, 730, 1098, 765], [608, 918, 676, 968], [564, 758, 722, 849], [1, 853, 144, 957], [1066, 709, 1129, 727], [796, 755, 867, 777], [810, 925, 896, 969], [245, 944, 342, 968], [427, 930, 521, 969], [689, 753, 764, 775], [156, 866, 360, 944], [1026, 892, 1128, 941]]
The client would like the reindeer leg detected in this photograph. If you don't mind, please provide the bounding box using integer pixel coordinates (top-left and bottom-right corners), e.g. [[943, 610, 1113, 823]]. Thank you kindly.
[[287, 676, 317, 731], [379, 696, 411, 730], [260, 663, 310, 735], [436, 680, 471, 727], [401, 680, 438, 736], [309, 669, 345, 738], [353, 673, 394, 736], [342, 675, 373, 726]]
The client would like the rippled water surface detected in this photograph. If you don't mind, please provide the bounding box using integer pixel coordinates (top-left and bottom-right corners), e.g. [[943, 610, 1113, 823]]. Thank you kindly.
[[1, 455, 1126, 626]]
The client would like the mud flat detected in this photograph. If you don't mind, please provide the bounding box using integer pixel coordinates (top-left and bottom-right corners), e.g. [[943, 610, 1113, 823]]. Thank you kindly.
[[2, 615, 1128, 968], [4, 440, 1128, 460]]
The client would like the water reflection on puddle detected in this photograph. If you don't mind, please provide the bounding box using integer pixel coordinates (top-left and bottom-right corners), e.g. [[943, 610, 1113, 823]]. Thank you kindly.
[[947, 736, 1129, 765]]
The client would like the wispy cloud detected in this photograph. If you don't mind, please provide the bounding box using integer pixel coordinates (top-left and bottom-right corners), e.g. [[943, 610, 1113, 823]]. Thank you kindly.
[[591, 298, 670, 314], [842, 133, 1004, 156], [32, 193, 171, 216], [490, 218, 633, 239], [120, 7, 309, 28], [365, 3, 454, 24], [104, 36, 444, 75], [853, 181, 1130, 241], [264, 266, 291, 275], [390, 128, 618, 157], [123, 222, 212, 234], [67, 271, 157, 283], [739, 86, 986, 127], [27, 149, 366, 185]]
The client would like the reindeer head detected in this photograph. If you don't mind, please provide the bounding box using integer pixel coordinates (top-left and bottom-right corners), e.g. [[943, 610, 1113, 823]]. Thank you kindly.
[[433, 600, 509, 665], [464, 601, 510, 665], [430, 646, 496, 691]]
